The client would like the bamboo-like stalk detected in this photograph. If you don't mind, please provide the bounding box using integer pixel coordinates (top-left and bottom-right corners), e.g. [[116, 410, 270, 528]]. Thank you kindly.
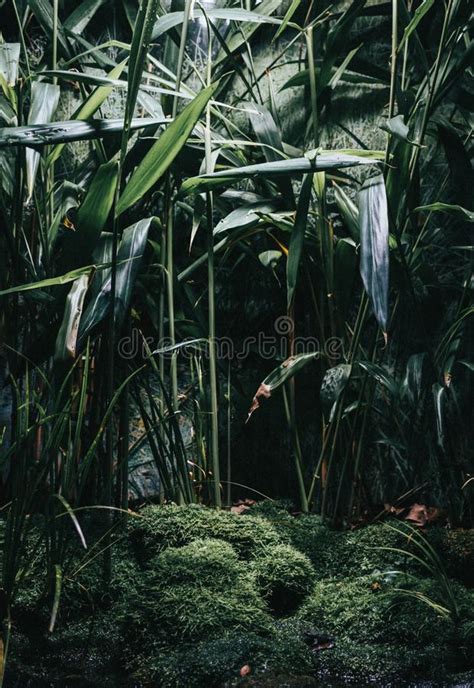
[[203, 13, 221, 508]]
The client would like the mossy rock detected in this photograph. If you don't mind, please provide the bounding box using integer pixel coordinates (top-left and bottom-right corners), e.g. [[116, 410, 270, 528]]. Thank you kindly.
[[298, 573, 474, 679], [114, 538, 273, 647], [252, 544, 316, 615], [129, 504, 283, 562]]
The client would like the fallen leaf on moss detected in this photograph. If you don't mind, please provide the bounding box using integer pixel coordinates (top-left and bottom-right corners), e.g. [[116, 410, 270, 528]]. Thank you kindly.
[[240, 664, 251, 677]]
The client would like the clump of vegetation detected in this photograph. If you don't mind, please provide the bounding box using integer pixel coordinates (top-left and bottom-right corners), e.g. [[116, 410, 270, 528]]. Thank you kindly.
[[252, 544, 315, 615], [298, 573, 474, 679], [129, 504, 283, 562]]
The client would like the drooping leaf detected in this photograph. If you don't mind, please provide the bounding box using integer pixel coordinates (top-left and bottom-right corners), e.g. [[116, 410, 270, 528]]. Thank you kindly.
[[358, 361, 398, 397], [381, 114, 420, 146], [180, 150, 385, 196], [0, 117, 167, 148], [359, 174, 390, 332], [287, 173, 313, 309], [54, 274, 90, 360], [259, 250, 282, 269], [248, 352, 320, 420], [116, 85, 216, 215], [77, 218, 153, 345], [214, 200, 279, 236], [414, 203, 474, 223], [0, 265, 96, 296], [152, 6, 283, 41], [25, 81, 60, 199]]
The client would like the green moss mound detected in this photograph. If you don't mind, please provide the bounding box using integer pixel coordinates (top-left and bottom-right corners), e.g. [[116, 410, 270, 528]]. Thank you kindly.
[[129, 504, 283, 562], [114, 537, 273, 647], [252, 543, 315, 615], [298, 573, 474, 679]]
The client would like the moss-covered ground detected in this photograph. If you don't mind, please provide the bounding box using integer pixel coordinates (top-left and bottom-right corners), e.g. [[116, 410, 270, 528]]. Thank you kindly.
[[5, 502, 474, 687]]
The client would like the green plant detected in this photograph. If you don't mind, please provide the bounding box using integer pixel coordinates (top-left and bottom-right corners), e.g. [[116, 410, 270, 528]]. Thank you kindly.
[[252, 543, 315, 615]]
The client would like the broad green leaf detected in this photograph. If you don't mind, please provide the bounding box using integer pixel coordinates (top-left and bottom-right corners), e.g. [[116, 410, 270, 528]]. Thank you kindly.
[[287, 173, 313, 309], [359, 361, 398, 397], [214, 200, 279, 236], [359, 174, 390, 332], [117, 84, 216, 215], [0, 43, 20, 88], [26, 81, 60, 199], [414, 203, 474, 223], [54, 274, 90, 360], [398, 0, 435, 52], [180, 150, 385, 196], [77, 218, 153, 345], [74, 160, 118, 261], [248, 352, 320, 419], [0, 117, 167, 148]]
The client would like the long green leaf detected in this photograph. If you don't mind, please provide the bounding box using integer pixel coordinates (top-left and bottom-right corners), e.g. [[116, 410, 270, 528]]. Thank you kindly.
[[116, 84, 216, 215], [414, 203, 474, 223], [359, 174, 390, 332], [0, 117, 167, 148], [74, 159, 119, 260], [180, 150, 385, 196], [398, 0, 436, 52], [0, 265, 96, 296], [152, 7, 283, 40]]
